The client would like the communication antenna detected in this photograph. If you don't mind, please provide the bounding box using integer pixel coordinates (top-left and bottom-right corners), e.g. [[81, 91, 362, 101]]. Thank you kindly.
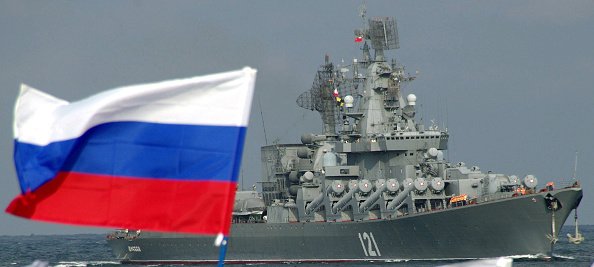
[[241, 168, 244, 191], [257, 91, 268, 145], [358, 2, 368, 29], [572, 150, 578, 181]]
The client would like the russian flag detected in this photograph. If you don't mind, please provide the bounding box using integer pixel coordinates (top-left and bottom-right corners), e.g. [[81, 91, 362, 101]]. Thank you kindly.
[[6, 67, 257, 236]]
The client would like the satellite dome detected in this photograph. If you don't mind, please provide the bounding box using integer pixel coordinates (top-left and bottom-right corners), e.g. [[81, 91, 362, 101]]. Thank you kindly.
[[437, 150, 445, 161], [344, 95, 355, 108], [407, 94, 417, 105], [428, 147, 438, 158]]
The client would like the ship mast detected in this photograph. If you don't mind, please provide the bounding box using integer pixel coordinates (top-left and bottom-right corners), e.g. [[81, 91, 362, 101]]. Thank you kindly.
[[568, 150, 584, 244], [572, 150, 577, 183], [297, 3, 417, 138]]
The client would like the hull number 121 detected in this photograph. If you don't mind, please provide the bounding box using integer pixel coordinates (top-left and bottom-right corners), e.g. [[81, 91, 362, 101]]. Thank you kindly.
[[358, 232, 381, 256]]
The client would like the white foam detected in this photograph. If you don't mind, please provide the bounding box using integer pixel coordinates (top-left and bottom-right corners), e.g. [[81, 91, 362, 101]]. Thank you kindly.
[[55, 261, 120, 267]]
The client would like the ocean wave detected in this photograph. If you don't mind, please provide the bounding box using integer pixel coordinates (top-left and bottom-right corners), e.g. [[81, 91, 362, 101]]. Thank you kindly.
[[552, 254, 576, 260], [54, 261, 120, 267]]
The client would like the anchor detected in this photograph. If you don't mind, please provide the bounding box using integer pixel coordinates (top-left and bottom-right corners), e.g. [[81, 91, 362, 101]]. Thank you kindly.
[[545, 194, 561, 244], [545, 209, 558, 244], [567, 209, 584, 244]]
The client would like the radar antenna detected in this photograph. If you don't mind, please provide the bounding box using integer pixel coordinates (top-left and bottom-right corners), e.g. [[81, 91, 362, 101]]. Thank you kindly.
[[354, 12, 399, 61], [368, 18, 399, 51], [296, 61, 337, 135], [296, 55, 361, 135]]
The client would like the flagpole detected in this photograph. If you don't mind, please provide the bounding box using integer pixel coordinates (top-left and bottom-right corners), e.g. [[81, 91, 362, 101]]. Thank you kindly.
[[217, 235, 229, 266]]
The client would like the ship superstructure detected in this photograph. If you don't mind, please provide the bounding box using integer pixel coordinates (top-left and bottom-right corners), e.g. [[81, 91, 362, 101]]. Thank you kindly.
[[107, 6, 583, 264]]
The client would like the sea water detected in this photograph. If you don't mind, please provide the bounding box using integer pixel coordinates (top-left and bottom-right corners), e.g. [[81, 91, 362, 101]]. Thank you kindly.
[[1, 225, 593, 267]]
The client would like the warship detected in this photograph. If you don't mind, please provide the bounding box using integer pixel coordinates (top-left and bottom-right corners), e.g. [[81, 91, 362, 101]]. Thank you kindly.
[[107, 5, 583, 264]]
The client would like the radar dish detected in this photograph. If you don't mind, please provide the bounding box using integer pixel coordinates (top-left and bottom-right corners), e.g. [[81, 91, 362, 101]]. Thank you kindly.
[[368, 18, 399, 50]]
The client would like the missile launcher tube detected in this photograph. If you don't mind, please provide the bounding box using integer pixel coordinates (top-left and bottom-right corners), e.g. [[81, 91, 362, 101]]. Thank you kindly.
[[327, 180, 345, 195], [305, 189, 326, 214], [387, 184, 414, 210], [359, 184, 388, 212], [332, 186, 360, 213]]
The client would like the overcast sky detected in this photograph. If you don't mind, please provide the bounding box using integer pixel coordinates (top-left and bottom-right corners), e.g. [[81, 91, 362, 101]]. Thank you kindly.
[[1, 1, 593, 235]]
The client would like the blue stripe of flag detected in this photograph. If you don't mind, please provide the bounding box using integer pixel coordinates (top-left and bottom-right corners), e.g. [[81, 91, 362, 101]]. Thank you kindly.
[[14, 121, 246, 194]]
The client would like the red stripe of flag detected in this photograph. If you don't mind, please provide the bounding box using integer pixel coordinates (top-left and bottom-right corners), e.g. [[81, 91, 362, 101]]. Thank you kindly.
[[6, 172, 236, 235]]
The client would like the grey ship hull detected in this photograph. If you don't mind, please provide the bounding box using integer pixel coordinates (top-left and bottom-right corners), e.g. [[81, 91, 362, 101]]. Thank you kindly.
[[107, 187, 582, 264]]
